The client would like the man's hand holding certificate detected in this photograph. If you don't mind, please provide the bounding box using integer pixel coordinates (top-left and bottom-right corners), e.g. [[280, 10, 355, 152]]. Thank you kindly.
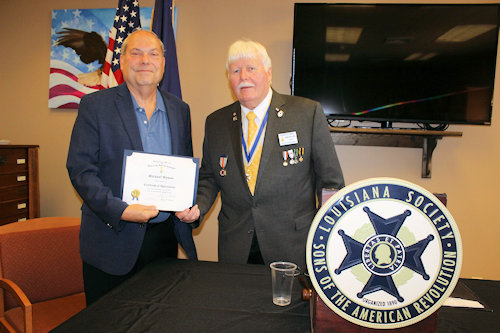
[[121, 151, 199, 212]]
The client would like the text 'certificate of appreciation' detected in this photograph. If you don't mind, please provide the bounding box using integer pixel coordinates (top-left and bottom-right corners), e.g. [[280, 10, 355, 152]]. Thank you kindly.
[[121, 150, 199, 212]]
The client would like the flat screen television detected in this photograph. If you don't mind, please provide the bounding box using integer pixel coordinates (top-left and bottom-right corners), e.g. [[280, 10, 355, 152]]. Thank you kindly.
[[292, 3, 500, 128]]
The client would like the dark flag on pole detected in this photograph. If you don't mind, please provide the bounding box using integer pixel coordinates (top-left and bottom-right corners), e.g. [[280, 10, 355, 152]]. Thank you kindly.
[[152, 1, 195, 259], [151, 0, 182, 99]]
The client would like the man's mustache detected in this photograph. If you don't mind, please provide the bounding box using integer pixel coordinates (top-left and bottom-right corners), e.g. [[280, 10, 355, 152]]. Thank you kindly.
[[238, 82, 255, 89]]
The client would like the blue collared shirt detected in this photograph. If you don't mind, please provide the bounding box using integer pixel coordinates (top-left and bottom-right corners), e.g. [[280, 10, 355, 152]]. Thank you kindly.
[[132, 89, 172, 222]]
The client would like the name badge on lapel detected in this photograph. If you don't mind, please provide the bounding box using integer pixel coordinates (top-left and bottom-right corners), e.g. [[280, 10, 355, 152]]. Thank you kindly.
[[278, 131, 298, 146]]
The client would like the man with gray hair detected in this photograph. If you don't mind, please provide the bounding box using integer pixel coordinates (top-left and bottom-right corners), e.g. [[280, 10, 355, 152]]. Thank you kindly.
[[178, 39, 344, 270], [67, 30, 196, 305]]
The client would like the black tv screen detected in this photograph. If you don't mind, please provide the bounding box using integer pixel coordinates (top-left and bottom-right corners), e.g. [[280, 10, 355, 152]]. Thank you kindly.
[[292, 3, 499, 127]]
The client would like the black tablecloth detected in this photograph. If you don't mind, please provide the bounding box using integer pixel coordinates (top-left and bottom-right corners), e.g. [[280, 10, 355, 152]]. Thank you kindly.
[[52, 258, 499, 333], [52, 258, 310, 332]]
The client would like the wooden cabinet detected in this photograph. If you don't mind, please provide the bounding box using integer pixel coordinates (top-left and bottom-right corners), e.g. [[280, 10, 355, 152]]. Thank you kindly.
[[0, 145, 40, 225]]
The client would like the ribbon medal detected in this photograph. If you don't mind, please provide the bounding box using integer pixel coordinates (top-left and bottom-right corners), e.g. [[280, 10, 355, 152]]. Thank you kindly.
[[282, 151, 288, 166], [288, 149, 295, 164], [219, 155, 228, 176]]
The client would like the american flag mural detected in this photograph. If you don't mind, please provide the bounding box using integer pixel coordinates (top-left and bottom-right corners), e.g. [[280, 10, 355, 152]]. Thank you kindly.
[[49, 6, 152, 109]]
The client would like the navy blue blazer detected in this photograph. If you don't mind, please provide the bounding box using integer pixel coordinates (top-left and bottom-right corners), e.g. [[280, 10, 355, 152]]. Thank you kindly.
[[67, 83, 197, 275]]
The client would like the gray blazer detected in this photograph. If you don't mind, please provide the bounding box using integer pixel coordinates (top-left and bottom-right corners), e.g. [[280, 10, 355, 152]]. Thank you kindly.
[[196, 90, 344, 269], [67, 83, 196, 275]]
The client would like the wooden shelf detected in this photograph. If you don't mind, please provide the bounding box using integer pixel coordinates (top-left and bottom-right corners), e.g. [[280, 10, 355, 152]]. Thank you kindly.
[[330, 127, 462, 178]]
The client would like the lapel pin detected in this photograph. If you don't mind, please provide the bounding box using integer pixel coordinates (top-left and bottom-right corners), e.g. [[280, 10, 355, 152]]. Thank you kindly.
[[275, 107, 284, 118], [232, 112, 238, 121]]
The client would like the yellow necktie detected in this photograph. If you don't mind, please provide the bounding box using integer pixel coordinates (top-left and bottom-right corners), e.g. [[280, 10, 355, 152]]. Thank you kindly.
[[245, 111, 262, 195]]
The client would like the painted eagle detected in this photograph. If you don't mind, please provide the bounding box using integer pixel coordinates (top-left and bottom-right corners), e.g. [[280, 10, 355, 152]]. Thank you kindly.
[[55, 28, 108, 87]]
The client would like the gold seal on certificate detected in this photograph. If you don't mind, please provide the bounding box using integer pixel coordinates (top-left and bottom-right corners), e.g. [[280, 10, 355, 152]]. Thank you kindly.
[[121, 151, 199, 212], [131, 189, 140, 201]]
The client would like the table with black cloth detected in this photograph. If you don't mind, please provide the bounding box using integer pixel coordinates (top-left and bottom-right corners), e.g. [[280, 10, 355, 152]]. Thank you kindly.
[[52, 258, 499, 333], [52, 258, 310, 332]]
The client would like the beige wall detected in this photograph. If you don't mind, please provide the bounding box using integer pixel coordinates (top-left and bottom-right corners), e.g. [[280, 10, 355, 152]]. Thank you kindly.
[[1, 0, 499, 279]]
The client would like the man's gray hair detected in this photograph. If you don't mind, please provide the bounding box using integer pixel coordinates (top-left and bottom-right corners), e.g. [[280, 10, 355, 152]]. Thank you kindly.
[[121, 29, 165, 55], [226, 39, 272, 71]]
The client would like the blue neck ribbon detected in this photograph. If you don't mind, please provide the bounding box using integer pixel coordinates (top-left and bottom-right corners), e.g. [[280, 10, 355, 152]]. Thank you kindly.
[[241, 107, 270, 164]]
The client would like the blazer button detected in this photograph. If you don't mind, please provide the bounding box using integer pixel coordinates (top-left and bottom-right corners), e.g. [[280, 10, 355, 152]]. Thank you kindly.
[[247, 230, 254, 234]]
